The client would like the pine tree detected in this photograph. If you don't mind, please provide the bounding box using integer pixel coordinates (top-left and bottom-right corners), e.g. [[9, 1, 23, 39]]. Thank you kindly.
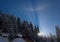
[[13, 16, 17, 34], [37, 25, 39, 32], [21, 20, 29, 36], [17, 17, 21, 33], [56, 26, 60, 42], [0, 10, 2, 14], [29, 22, 33, 32]]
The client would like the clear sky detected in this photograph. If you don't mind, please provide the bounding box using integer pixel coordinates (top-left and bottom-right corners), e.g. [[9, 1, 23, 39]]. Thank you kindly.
[[0, 0, 60, 36]]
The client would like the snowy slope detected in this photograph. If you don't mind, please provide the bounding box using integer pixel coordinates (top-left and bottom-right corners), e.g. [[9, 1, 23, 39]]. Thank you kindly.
[[0, 36, 25, 42]]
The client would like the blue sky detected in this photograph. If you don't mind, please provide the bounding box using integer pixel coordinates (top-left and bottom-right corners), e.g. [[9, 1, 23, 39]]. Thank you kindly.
[[0, 0, 60, 36]]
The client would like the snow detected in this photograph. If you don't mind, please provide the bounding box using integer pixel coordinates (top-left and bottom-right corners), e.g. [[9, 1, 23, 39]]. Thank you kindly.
[[13, 38, 25, 42], [0, 36, 25, 42], [1, 33, 9, 37], [16, 34, 22, 37], [0, 36, 8, 42]]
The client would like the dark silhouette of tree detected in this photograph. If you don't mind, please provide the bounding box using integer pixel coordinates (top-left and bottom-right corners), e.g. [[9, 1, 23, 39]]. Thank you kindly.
[[17, 17, 21, 33], [37, 25, 39, 33], [29, 22, 33, 33], [0, 14, 8, 33], [12, 16, 17, 34], [33, 26, 37, 35], [33, 25, 39, 35], [0, 17, 2, 33], [56, 26, 60, 42], [21, 20, 29, 36]]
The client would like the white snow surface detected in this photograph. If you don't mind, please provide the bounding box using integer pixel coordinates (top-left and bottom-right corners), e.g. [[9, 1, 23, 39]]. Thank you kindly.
[[0, 36, 25, 42]]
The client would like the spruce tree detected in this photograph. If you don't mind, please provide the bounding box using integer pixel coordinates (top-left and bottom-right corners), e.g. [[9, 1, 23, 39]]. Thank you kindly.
[[30, 22, 33, 32], [17, 17, 21, 33]]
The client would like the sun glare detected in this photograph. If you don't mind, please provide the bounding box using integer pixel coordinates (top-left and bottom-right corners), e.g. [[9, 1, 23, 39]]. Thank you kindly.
[[38, 32, 44, 36]]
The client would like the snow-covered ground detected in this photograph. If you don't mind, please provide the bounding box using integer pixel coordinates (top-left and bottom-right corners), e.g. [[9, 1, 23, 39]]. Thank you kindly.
[[0, 36, 25, 42], [0, 36, 8, 42], [13, 38, 25, 42]]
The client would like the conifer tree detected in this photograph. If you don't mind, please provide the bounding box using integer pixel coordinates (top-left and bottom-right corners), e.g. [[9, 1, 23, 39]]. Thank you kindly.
[[17, 17, 21, 33], [30, 22, 33, 32]]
